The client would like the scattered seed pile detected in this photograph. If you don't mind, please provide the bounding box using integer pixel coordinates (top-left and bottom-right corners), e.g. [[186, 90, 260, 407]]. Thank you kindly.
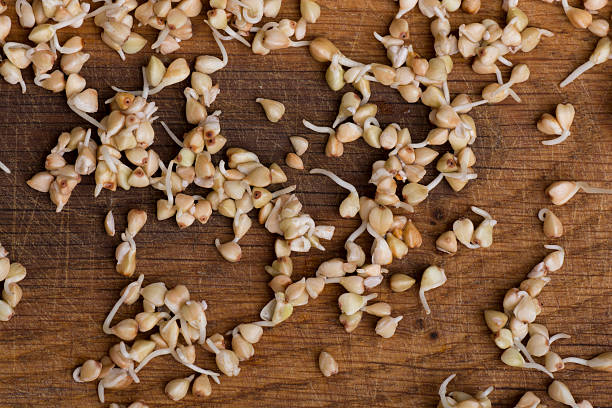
[[0, 0, 610, 405]]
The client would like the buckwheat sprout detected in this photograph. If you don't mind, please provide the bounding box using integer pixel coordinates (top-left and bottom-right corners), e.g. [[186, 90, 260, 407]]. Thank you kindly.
[[135, 348, 172, 373], [393, 201, 414, 212], [151, 27, 171, 50], [452, 99, 488, 112], [98, 368, 129, 403], [442, 81, 450, 104], [419, 265, 447, 315], [549, 333, 571, 343], [438, 373, 456, 408], [160, 121, 184, 148], [171, 349, 221, 382], [205, 22, 229, 68], [471, 206, 493, 220], [119, 342, 140, 383], [0, 160, 10, 174], [67, 99, 105, 131], [498, 55, 513, 67], [302, 119, 334, 135], [271, 185, 297, 199], [51, 34, 79, 55], [514, 337, 555, 378], [310, 168, 357, 195], [427, 172, 445, 191], [165, 160, 175, 206], [346, 221, 367, 244], [33, 74, 50, 88], [563, 352, 612, 371], [103, 274, 144, 335], [561, 37, 610, 88], [542, 128, 570, 145]]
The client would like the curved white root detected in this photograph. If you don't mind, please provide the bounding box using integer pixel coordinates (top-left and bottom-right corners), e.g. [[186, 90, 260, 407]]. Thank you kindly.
[[102, 275, 144, 334], [271, 185, 297, 199], [575, 182, 612, 194], [426, 173, 445, 191], [560, 61, 594, 88], [542, 129, 570, 145], [346, 221, 367, 243], [537, 208, 550, 222], [471, 206, 493, 220], [310, 168, 358, 195], [160, 121, 184, 148], [302, 119, 334, 135], [438, 374, 456, 408]]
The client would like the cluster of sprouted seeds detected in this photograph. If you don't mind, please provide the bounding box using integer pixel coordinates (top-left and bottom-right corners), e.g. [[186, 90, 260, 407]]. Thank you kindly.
[[26, 127, 92, 212], [435, 206, 497, 254], [73, 274, 224, 403], [110, 402, 148, 408], [0, 0, 608, 404], [0, 244, 26, 322], [437, 374, 495, 408], [439, 377, 600, 407], [484, 244, 568, 378]]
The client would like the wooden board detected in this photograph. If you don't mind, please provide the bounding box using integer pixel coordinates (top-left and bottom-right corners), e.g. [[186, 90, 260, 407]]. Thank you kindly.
[[0, 0, 610, 407]]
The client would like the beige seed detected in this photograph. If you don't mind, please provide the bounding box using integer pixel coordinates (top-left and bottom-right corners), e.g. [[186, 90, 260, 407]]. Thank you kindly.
[[238, 323, 263, 344], [318, 351, 338, 377], [375, 315, 403, 338], [538, 208, 563, 238], [256, 98, 285, 122], [193, 374, 212, 397], [165, 375, 195, 401], [232, 334, 255, 361], [363, 302, 391, 317], [548, 380, 577, 407], [390, 273, 415, 292], [436, 231, 457, 254], [494, 328, 513, 349], [289, 136, 309, 156], [285, 152, 304, 170], [339, 311, 362, 333], [484, 310, 508, 332], [104, 211, 115, 236], [216, 349, 241, 376], [78, 359, 102, 382]]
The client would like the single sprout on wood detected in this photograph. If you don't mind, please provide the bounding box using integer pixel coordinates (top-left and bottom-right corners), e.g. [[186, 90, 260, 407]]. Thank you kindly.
[[561, 37, 610, 88], [548, 380, 584, 408], [310, 168, 360, 218], [318, 351, 338, 377], [538, 208, 563, 238], [546, 180, 612, 205], [256, 98, 285, 122], [563, 352, 612, 372], [419, 265, 446, 315], [375, 315, 403, 338]]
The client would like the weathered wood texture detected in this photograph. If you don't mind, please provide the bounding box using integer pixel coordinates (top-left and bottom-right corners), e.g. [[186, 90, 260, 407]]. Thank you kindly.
[[0, 0, 610, 407]]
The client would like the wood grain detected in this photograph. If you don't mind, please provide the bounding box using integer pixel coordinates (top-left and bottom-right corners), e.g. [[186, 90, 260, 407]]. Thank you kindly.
[[0, 0, 610, 407]]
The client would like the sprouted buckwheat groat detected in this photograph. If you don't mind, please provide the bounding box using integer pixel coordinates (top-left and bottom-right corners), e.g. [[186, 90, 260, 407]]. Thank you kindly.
[[75, 274, 220, 402], [546, 180, 612, 205]]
